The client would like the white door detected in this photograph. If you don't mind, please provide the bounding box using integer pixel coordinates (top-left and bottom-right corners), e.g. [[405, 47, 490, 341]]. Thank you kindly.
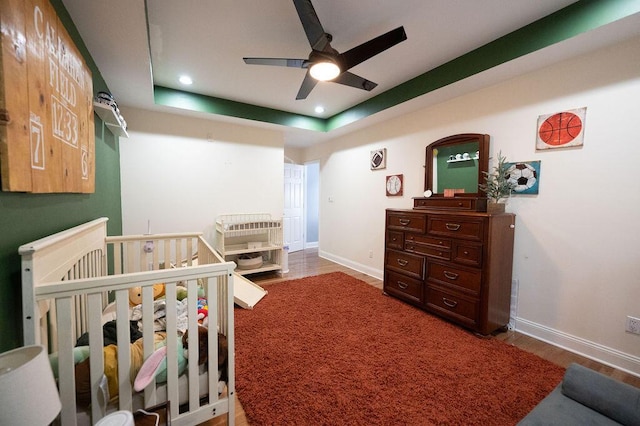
[[284, 163, 304, 253]]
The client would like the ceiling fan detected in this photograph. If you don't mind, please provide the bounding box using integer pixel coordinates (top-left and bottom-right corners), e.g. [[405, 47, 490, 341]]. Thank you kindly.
[[243, 0, 407, 100]]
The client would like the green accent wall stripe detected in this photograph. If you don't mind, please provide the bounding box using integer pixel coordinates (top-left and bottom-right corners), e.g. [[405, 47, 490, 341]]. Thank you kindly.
[[154, 86, 326, 131], [154, 0, 640, 132]]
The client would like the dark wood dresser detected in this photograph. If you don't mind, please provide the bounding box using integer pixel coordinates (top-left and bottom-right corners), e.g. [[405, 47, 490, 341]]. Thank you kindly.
[[384, 208, 515, 335]]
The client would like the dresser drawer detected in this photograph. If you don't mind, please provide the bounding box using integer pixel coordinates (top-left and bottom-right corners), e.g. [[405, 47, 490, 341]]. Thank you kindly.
[[405, 234, 451, 249], [427, 216, 485, 241], [453, 242, 483, 267], [386, 231, 404, 250], [425, 286, 479, 326], [384, 270, 423, 304], [387, 212, 427, 233], [413, 197, 475, 210], [405, 242, 450, 261], [385, 249, 425, 280], [427, 261, 481, 294]]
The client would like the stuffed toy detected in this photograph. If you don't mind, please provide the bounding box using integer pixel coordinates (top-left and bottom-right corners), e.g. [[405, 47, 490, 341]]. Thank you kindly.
[[129, 283, 165, 306], [134, 326, 228, 392], [73, 332, 179, 407], [133, 334, 187, 392], [197, 298, 208, 325], [182, 325, 228, 382], [176, 285, 188, 301]]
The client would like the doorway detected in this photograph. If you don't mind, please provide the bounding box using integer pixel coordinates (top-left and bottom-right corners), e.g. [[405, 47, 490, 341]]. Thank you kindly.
[[284, 163, 304, 252], [284, 161, 319, 253]]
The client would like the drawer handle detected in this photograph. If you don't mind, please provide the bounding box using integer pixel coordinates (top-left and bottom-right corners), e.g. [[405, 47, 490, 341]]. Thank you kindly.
[[445, 223, 461, 231], [399, 219, 411, 226], [398, 281, 409, 290], [463, 251, 469, 255], [406, 245, 414, 250], [442, 297, 458, 308], [397, 259, 409, 267], [443, 271, 458, 280]]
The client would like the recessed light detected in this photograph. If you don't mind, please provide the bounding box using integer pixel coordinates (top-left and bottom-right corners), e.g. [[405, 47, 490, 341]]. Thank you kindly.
[[315, 106, 325, 114], [179, 75, 193, 85]]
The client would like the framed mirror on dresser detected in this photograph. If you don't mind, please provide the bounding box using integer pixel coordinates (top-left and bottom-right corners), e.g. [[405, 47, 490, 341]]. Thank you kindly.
[[384, 133, 515, 335], [414, 133, 489, 212]]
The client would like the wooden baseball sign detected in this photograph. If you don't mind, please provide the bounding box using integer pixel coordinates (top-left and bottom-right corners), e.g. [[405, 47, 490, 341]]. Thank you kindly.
[[0, 0, 95, 193]]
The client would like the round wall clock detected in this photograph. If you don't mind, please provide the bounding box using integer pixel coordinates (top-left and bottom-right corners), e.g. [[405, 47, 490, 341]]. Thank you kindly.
[[386, 174, 403, 196]]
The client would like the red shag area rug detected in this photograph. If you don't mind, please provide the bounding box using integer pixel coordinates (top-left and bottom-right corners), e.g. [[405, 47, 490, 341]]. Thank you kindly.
[[234, 272, 564, 425]]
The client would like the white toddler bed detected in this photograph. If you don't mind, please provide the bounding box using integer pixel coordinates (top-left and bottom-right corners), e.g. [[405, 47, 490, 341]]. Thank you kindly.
[[19, 217, 236, 426]]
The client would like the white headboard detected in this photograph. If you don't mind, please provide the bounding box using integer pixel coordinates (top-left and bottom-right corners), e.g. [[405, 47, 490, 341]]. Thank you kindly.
[[19, 217, 109, 346]]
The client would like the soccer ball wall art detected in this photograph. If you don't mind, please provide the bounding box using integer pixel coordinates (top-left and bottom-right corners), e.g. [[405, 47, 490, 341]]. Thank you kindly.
[[506, 161, 541, 195]]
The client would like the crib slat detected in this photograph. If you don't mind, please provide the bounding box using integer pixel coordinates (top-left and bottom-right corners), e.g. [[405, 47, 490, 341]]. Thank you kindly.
[[126, 241, 136, 274], [164, 240, 171, 269], [113, 241, 122, 275], [142, 284, 158, 406], [186, 238, 194, 266], [186, 279, 200, 410], [176, 240, 183, 268], [165, 283, 180, 417], [116, 290, 133, 410], [206, 278, 219, 404], [152, 239, 159, 270], [140, 240, 147, 272], [88, 293, 106, 422], [226, 273, 236, 424], [48, 300, 58, 352], [57, 297, 78, 426]]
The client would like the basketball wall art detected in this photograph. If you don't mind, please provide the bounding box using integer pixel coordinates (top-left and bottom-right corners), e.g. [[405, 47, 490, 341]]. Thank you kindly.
[[506, 161, 541, 195], [536, 107, 586, 150]]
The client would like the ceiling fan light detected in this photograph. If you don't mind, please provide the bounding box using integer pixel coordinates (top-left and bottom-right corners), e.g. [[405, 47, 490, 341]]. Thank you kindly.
[[309, 61, 340, 81], [179, 75, 193, 85]]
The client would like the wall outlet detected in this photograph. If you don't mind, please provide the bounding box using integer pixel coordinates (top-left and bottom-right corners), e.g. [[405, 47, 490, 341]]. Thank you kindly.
[[368, 250, 373, 258], [625, 316, 640, 335]]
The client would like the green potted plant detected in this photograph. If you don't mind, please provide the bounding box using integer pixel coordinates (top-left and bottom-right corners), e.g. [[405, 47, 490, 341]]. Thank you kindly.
[[479, 151, 515, 213]]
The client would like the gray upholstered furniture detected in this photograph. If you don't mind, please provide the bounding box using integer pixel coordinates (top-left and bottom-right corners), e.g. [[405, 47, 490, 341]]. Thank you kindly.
[[518, 363, 640, 425]]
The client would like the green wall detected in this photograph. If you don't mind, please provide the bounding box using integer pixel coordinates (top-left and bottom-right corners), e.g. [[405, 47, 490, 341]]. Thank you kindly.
[[0, 0, 123, 353]]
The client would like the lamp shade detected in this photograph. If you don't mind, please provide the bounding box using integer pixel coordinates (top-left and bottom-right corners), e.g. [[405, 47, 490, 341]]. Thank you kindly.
[[0, 345, 61, 425]]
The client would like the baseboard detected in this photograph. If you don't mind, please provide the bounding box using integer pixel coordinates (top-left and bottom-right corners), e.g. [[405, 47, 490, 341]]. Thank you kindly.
[[318, 250, 383, 281], [304, 241, 318, 249], [515, 317, 640, 378]]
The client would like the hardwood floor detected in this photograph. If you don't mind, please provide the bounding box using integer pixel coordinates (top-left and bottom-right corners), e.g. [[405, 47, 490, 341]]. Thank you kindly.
[[201, 248, 640, 425]]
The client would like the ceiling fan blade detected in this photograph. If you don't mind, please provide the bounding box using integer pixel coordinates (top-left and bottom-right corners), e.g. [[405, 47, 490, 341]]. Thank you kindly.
[[243, 57, 307, 68], [339, 26, 407, 70], [292, 0, 330, 51], [332, 71, 377, 91], [296, 70, 318, 100]]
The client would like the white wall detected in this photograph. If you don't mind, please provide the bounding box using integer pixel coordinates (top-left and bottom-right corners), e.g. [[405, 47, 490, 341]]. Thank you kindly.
[[119, 108, 285, 244], [303, 37, 640, 375]]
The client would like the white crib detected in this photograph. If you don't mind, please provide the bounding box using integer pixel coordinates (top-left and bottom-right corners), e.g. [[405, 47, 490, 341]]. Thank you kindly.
[[20, 218, 235, 426]]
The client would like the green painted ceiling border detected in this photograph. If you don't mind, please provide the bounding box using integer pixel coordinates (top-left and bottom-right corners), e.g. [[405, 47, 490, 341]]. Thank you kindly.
[[153, 0, 640, 133], [154, 86, 325, 131]]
